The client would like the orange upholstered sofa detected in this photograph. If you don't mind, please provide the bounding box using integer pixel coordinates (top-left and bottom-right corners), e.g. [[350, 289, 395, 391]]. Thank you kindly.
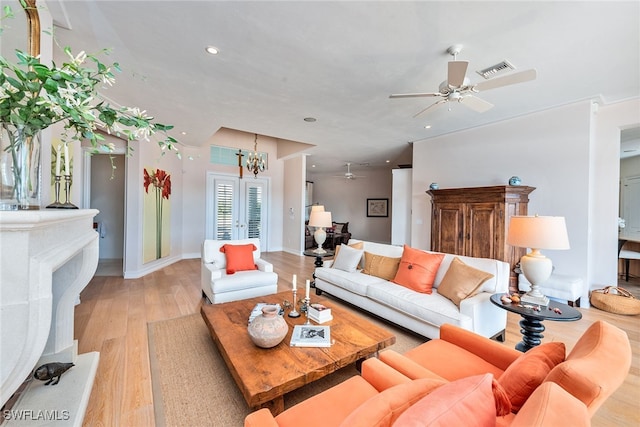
[[244, 320, 631, 427]]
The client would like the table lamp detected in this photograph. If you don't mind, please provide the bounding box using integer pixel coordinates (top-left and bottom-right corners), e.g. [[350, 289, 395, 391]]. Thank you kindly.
[[507, 215, 570, 306], [308, 210, 332, 254]]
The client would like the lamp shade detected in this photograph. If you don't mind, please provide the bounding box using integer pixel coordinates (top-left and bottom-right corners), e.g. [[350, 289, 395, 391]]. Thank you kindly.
[[308, 211, 332, 228], [311, 205, 325, 212], [507, 216, 570, 250]]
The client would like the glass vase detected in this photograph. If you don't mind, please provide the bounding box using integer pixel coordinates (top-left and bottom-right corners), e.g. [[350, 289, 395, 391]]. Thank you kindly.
[[0, 124, 42, 210]]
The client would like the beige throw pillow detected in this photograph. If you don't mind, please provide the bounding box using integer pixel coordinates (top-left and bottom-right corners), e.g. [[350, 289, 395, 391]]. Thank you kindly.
[[437, 257, 494, 307], [362, 252, 401, 281]]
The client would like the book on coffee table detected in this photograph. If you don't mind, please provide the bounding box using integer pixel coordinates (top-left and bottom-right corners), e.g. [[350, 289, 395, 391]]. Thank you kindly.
[[289, 325, 331, 347]]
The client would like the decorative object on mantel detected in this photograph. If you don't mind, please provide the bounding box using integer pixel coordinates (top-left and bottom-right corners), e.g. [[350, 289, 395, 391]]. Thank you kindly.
[[0, 3, 179, 211], [47, 143, 78, 208], [429, 182, 439, 190], [247, 304, 288, 348], [33, 362, 75, 386], [246, 133, 266, 178], [509, 176, 522, 186]]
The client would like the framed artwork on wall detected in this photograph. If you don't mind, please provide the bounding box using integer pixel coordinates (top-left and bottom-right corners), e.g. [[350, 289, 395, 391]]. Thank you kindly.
[[367, 198, 388, 217]]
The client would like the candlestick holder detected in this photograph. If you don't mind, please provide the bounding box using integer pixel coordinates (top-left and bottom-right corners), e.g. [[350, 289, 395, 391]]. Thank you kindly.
[[288, 289, 300, 318], [46, 175, 66, 208], [303, 297, 311, 325], [61, 174, 78, 209]]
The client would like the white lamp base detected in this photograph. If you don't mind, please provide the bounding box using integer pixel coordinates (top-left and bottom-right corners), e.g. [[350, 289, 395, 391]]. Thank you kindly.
[[521, 292, 550, 306], [313, 228, 327, 254], [520, 249, 553, 307]]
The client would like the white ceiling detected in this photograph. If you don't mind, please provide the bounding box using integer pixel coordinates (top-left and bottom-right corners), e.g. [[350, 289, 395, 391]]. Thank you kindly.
[[9, 1, 640, 172]]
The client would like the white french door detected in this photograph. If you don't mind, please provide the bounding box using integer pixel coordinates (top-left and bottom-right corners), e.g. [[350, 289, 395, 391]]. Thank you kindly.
[[205, 173, 269, 249]]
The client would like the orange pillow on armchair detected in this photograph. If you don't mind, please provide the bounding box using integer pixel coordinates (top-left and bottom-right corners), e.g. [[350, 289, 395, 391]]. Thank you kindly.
[[220, 243, 257, 274]]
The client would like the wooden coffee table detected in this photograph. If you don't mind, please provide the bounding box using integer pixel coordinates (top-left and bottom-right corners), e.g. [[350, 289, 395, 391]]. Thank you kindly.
[[201, 291, 395, 415]]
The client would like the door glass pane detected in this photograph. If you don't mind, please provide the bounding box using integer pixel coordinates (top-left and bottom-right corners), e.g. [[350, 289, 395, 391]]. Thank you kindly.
[[216, 183, 234, 240], [247, 185, 262, 239]]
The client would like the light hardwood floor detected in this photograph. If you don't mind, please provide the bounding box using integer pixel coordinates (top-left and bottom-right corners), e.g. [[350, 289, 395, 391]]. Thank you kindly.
[[76, 252, 640, 426]]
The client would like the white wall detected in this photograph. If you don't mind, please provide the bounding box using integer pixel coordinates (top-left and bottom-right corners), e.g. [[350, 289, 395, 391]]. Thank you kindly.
[[282, 155, 306, 255], [310, 168, 393, 243], [590, 99, 640, 290], [412, 98, 640, 306]]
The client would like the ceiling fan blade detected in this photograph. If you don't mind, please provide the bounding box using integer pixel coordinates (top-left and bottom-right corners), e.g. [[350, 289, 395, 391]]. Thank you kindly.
[[448, 60, 469, 87], [459, 95, 494, 113], [413, 99, 448, 118], [474, 69, 537, 92], [389, 92, 442, 99]]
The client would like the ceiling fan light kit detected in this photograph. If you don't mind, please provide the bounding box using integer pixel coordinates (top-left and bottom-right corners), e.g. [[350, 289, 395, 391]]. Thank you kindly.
[[390, 44, 537, 118]]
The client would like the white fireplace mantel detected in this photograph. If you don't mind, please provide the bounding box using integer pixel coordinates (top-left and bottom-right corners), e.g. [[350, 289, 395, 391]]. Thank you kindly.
[[0, 209, 99, 415]]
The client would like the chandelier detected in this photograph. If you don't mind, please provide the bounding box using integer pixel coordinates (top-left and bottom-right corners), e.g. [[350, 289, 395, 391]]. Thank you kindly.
[[247, 133, 266, 178]]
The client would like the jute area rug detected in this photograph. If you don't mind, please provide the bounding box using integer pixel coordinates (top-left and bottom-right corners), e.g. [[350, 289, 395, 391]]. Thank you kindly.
[[148, 300, 425, 427]]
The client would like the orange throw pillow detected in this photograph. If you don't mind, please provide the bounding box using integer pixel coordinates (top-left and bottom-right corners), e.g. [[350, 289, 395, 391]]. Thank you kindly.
[[392, 245, 444, 294], [393, 374, 511, 426], [220, 244, 257, 274], [497, 342, 566, 412]]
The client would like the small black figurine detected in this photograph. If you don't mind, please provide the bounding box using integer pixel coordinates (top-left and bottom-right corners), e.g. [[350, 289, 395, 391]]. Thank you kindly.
[[33, 362, 75, 385]]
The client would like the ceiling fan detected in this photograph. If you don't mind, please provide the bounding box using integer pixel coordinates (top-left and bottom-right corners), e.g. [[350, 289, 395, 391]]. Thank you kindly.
[[333, 163, 366, 180], [389, 45, 537, 117]]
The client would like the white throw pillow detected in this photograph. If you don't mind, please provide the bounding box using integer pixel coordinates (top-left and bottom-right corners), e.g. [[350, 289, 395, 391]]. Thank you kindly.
[[331, 244, 364, 273]]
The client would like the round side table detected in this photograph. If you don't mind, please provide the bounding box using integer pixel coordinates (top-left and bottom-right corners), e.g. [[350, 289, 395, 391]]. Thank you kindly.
[[490, 294, 582, 352], [303, 249, 334, 289]]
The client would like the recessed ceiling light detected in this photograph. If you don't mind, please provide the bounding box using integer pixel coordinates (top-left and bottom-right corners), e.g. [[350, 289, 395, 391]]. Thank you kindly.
[[424, 125, 432, 129], [205, 46, 219, 55], [181, 131, 187, 135], [312, 164, 316, 168], [303, 117, 316, 122], [386, 160, 390, 163]]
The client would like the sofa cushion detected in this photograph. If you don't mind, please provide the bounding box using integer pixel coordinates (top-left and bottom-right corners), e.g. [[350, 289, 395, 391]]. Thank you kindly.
[[392, 245, 445, 294], [316, 267, 386, 296], [210, 270, 278, 293], [220, 243, 257, 274], [339, 378, 447, 427], [393, 374, 511, 426], [498, 342, 566, 412], [437, 257, 494, 307], [332, 244, 364, 273], [363, 252, 401, 281], [367, 282, 472, 330], [402, 339, 507, 381]]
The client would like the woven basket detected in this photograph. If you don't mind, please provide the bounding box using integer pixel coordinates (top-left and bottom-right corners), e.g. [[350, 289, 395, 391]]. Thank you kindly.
[[590, 286, 640, 315]]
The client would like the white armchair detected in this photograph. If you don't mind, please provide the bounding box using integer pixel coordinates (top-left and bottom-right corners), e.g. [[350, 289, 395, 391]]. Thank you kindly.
[[201, 238, 278, 304]]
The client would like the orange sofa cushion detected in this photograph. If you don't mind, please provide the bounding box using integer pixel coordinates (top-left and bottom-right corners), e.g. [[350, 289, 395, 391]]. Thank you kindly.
[[338, 378, 447, 427], [402, 339, 506, 381], [436, 257, 494, 307], [219, 244, 257, 274], [497, 342, 566, 412], [392, 245, 444, 294], [393, 374, 510, 426], [273, 376, 378, 427]]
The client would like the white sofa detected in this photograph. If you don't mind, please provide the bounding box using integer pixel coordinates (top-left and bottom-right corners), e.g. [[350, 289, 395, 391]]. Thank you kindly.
[[201, 238, 278, 304], [314, 240, 510, 340]]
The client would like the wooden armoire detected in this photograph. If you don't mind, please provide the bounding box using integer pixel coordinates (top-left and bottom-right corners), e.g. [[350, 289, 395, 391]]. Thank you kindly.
[[426, 185, 535, 292]]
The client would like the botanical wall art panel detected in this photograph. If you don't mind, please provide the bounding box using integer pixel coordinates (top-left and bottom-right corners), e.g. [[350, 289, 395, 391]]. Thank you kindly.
[[143, 167, 171, 262]]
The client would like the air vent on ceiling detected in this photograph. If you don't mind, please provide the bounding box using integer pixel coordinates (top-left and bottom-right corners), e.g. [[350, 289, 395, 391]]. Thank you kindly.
[[476, 60, 515, 79]]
